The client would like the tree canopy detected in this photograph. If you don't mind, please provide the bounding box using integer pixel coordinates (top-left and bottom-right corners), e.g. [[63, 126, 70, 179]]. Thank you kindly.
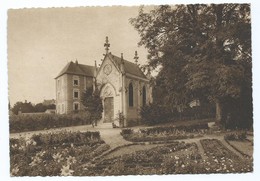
[[81, 86, 103, 125], [130, 4, 252, 128]]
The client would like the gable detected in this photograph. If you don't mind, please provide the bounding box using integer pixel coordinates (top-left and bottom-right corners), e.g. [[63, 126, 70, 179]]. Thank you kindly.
[[96, 54, 121, 78]]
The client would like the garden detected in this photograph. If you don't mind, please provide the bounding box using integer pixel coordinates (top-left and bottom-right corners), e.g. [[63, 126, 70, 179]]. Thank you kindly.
[[10, 131, 110, 176], [79, 140, 252, 175], [120, 123, 209, 142], [10, 129, 253, 176]]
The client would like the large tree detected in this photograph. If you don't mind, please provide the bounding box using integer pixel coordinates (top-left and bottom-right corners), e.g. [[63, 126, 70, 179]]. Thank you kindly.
[[130, 4, 252, 128], [12, 101, 35, 115]]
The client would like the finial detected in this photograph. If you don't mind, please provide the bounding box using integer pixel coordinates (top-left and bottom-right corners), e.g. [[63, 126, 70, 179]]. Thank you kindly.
[[94, 60, 97, 67], [121, 53, 124, 64], [104, 36, 110, 54], [75, 59, 78, 65], [134, 51, 139, 64]]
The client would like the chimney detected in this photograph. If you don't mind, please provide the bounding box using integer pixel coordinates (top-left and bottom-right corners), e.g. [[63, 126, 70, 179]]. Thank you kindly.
[[75, 59, 78, 65]]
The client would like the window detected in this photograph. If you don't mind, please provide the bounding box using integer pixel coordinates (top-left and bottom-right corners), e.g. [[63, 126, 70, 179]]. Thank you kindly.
[[142, 86, 146, 106], [73, 102, 79, 111], [73, 76, 79, 86], [73, 79, 79, 86], [129, 83, 133, 107], [73, 90, 79, 99]]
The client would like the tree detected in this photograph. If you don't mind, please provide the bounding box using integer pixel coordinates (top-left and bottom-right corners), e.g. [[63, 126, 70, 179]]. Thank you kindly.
[[12, 101, 35, 115], [34, 103, 55, 112], [81, 86, 103, 126], [130, 4, 252, 128]]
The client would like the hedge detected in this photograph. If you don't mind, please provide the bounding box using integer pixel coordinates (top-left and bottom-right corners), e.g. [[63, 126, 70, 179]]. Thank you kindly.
[[9, 113, 92, 133]]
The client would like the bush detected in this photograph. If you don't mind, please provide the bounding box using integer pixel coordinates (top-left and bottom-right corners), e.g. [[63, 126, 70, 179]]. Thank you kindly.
[[139, 104, 173, 125], [139, 123, 208, 135], [9, 112, 92, 133], [120, 128, 134, 136], [139, 103, 215, 125], [30, 131, 101, 147]]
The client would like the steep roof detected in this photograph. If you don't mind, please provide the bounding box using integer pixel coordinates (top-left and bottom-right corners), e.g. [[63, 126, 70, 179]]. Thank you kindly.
[[55, 61, 95, 79], [107, 53, 147, 79]]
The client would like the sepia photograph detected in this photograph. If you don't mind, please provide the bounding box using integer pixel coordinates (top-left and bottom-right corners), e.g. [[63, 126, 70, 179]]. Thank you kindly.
[[3, 0, 257, 179]]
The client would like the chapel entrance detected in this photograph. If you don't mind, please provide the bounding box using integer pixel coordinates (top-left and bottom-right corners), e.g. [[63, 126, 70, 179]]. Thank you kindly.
[[104, 97, 114, 123]]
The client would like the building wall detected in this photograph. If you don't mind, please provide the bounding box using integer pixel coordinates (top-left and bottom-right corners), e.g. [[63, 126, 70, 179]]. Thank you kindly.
[[125, 76, 150, 126], [56, 74, 67, 114], [56, 74, 93, 114], [97, 56, 122, 122]]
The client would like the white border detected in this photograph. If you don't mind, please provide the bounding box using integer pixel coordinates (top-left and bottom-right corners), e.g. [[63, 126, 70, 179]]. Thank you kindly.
[[1, 0, 259, 181]]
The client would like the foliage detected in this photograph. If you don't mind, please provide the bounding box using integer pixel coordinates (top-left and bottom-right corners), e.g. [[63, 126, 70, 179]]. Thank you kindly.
[[140, 102, 215, 125], [139, 103, 173, 125], [130, 4, 252, 128], [30, 131, 101, 147], [200, 139, 240, 159], [34, 103, 56, 113], [11, 101, 56, 114], [113, 112, 125, 128], [9, 112, 92, 133], [224, 131, 247, 141], [120, 124, 208, 142], [81, 86, 103, 125], [11, 101, 35, 115], [120, 128, 134, 135], [10, 131, 110, 176], [83, 141, 252, 175]]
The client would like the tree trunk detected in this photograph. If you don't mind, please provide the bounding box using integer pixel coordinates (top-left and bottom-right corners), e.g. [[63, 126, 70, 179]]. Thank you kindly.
[[215, 99, 222, 124]]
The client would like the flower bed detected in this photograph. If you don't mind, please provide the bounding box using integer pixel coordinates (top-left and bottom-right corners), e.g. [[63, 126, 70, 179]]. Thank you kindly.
[[80, 141, 202, 175], [9, 113, 92, 133], [200, 139, 253, 173], [121, 124, 208, 142], [224, 131, 247, 141], [10, 131, 110, 176], [78, 140, 253, 175]]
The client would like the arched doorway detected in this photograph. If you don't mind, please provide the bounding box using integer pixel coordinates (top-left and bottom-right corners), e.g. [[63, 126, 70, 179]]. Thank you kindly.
[[100, 83, 116, 123]]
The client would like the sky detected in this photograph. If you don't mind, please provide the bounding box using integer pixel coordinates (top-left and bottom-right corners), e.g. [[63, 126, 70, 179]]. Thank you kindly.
[[2, 1, 260, 180], [8, 6, 154, 106]]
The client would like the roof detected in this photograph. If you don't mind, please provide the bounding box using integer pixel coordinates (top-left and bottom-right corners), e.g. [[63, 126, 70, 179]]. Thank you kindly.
[[107, 53, 147, 79], [55, 61, 95, 79]]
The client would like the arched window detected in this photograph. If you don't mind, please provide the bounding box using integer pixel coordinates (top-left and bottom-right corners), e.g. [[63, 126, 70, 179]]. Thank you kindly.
[[142, 86, 146, 106], [129, 83, 134, 107]]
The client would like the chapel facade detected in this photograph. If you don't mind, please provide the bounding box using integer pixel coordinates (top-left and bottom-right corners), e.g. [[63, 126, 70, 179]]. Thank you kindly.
[[55, 37, 152, 127]]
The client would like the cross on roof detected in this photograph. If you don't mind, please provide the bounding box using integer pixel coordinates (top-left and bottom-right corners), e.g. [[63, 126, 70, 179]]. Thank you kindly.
[[134, 51, 139, 64], [104, 36, 110, 54]]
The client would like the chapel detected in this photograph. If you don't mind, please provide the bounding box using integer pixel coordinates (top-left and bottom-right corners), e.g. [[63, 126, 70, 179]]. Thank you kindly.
[[55, 37, 152, 127]]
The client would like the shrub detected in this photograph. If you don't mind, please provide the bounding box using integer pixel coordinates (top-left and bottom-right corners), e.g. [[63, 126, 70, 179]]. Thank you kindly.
[[30, 131, 101, 147], [139, 104, 173, 125], [120, 128, 134, 136], [139, 123, 208, 135], [9, 112, 92, 133]]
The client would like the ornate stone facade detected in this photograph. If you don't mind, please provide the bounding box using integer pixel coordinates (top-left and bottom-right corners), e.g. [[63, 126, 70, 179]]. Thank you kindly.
[[55, 37, 152, 127]]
